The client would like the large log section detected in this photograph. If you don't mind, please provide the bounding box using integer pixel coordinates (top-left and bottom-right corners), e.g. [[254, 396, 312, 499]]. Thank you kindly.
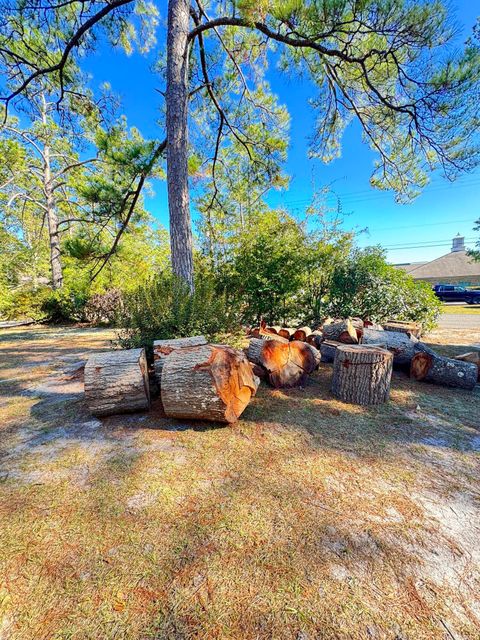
[[153, 335, 207, 380], [247, 338, 320, 388], [85, 348, 150, 417], [410, 343, 478, 390], [332, 345, 393, 405], [160, 344, 259, 423], [361, 328, 418, 367]]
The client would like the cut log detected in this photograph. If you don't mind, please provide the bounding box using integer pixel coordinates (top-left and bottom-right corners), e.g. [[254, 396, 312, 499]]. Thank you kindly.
[[85, 348, 150, 417], [331, 345, 393, 405], [383, 320, 422, 338], [247, 338, 320, 388], [455, 351, 480, 365], [160, 344, 259, 423], [293, 326, 312, 342], [410, 343, 478, 390], [322, 319, 361, 344], [319, 340, 344, 363], [306, 330, 323, 348], [266, 325, 281, 335], [361, 328, 417, 367], [278, 327, 296, 340], [153, 335, 207, 380], [455, 351, 480, 381]]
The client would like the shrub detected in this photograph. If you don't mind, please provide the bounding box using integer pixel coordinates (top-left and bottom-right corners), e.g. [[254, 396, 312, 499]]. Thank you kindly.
[[41, 286, 89, 323], [0, 285, 51, 321], [116, 272, 239, 358], [84, 289, 123, 325], [326, 247, 441, 331]]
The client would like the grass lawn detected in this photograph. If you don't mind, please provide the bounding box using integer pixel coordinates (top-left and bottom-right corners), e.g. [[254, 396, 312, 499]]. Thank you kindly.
[[441, 303, 480, 314], [0, 325, 479, 639]]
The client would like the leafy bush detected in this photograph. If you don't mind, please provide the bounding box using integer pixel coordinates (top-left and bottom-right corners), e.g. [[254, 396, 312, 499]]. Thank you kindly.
[[326, 247, 441, 331], [84, 289, 123, 325], [116, 272, 239, 358], [41, 286, 89, 323], [0, 285, 51, 321]]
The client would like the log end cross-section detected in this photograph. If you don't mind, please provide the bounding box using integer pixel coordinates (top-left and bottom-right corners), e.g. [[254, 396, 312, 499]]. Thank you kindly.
[[161, 344, 259, 423]]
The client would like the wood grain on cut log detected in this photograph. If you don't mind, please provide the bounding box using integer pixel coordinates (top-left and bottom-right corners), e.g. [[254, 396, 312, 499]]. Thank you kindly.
[[293, 326, 312, 342], [361, 328, 417, 367], [410, 343, 477, 390], [247, 338, 320, 388], [161, 344, 259, 423], [383, 320, 422, 338], [331, 345, 393, 405], [153, 335, 207, 380], [322, 319, 362, 344], [266, 325, 281, 335], [85, 348, 150, 417]]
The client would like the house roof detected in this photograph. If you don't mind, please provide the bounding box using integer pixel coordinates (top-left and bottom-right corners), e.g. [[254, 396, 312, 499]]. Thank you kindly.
[[395, 261, 428, 274], [403, 250, 480, 280]]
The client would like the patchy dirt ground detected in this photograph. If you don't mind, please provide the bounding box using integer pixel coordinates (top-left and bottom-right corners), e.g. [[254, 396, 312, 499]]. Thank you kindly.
[[0, 324, 479, 640]]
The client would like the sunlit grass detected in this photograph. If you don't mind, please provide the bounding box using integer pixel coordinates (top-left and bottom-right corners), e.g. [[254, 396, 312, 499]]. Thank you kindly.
[[441, 303, 480, 314], [0, 325, 479, 639]]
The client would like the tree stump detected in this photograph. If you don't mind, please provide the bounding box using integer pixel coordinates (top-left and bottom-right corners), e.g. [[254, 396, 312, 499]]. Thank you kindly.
[[85, 348, 150, 417], [361, 328, 417, 367], [247, 338, 320, 388], [153, 335, 207, 380], [160, 344, 259, 423], [331, 345, 393, 405], [410, 343, 478, 390]]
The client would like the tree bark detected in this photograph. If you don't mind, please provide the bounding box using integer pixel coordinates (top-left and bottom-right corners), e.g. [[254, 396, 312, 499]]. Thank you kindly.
[[160, 344, 259, 423], [85, 348, 150, 416], [247, 338, 320, 388], [153, 335, 207, 381], [322, 319, 362, 344], [383, 320, 422, 338], [166, 0, 194, 290], [410, 343, 478, 390], [319, 339, 343, 363], [331, 345, 393, 405], [41, 95, 63, 289], [361, 328, 417, 368]]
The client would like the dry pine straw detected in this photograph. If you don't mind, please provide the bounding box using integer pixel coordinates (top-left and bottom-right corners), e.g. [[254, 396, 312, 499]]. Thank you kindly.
[[0, 326, 479, 640]]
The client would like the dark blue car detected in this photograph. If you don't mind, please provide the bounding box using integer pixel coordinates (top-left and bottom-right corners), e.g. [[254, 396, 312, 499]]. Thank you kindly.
[[433, 285, 480, 304]]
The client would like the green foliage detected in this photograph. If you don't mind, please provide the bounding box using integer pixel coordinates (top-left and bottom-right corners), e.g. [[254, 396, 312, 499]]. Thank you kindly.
[[327, 247, 442, 331], [219, 209, 307, 325], [116, 271, 238, 358], [0, 286, 51, 321], [468, 217, 480, 262], [40, 284, 90, 323]]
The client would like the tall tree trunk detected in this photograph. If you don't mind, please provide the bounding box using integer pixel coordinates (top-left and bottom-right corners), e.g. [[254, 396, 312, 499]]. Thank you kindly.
[[41, 96, 63, 290], [166, 0, 194, 290]]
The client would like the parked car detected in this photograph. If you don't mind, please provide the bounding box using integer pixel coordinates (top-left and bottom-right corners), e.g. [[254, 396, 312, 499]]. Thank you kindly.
[[433, 284, 480, 304]]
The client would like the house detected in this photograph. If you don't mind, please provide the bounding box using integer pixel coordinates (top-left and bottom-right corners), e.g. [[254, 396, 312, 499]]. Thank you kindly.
[[395, 235, 480, 287]]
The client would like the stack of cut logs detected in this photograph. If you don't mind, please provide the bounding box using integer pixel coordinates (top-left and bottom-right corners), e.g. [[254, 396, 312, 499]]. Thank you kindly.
[[84, 316, 478, 421]]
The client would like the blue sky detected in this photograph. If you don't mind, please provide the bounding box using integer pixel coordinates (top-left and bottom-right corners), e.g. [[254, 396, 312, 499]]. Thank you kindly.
[[83, 0, 480, 264]]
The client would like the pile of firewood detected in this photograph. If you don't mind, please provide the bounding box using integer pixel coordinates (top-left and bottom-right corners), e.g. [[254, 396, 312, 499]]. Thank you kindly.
[[247, 317, 479, 392], [83, 317, 478, 421]]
